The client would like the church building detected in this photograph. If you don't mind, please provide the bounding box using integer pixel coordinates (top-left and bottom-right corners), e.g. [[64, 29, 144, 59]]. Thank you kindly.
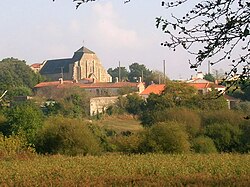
[[39, 47, 112, 82]]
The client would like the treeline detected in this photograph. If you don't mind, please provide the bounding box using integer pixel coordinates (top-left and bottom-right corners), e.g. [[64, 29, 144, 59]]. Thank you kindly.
[[0, 57, 249, 157], [105, 81, 250, 154], [0, 81, 249, 157]]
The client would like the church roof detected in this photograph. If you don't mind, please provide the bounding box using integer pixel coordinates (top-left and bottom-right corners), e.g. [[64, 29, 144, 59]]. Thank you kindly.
[[75, 46, 95, 54], [40, 46, 94, 75], [39, 58, 72, 74]]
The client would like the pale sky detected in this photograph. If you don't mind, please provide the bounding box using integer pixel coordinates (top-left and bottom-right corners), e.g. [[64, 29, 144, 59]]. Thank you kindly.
[[0, 0, 230, 80]]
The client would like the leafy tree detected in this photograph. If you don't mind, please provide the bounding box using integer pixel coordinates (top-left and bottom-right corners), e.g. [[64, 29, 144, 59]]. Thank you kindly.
[[0, 58, 42, 99], [35, 116, 102, 156], [35, 87, 91, 118], [157, 0, 249, 80], [188, 91, 228, 110], [228, 80, 250, 101], [139, 122, 190, 153], [125, 93, 144, 116], [192, 136, 217, 153], [204, 73, 215, 82], [5, 101, 44, 144], [146, 70, 169, 84], [128, 63, 152, 84], [107, 67, 129, 82], [205, 123, 242, 152]]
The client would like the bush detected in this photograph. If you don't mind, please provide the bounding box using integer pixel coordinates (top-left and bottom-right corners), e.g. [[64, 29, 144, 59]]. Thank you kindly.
[[205, 123, 242, 152], [192, 136, 217, 153], [125, 93, 144, 116], [140, 108, 201, 137], [239, 120, 250, 153], [140, 122, 190, 153], [109, 132, 144, 153], [201, 110, 244, 127], [162, 108, 201, 138], [0, 133, 35, 159], [5, 101, 44, 144], [35, 116, 102, 156]]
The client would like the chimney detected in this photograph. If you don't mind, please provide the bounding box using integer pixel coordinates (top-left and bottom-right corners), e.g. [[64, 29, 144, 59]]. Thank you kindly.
[[59, 78, 63, 84], [139, 77, 142, 83], [115, 77, 119, 83]]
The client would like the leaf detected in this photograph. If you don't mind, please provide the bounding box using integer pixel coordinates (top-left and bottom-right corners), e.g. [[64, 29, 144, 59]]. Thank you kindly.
[[155, 17, 162, 28], [162, 23, 168, 31]]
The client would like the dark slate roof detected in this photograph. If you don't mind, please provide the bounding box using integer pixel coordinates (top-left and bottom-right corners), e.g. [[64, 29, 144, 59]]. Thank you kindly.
[[40, 46, 94, 75], [75, 46, 95, 54], [39, 58, 72, 74]]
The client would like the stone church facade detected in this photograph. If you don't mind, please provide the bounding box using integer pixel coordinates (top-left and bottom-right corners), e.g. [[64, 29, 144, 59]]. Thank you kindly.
[[39, 47, 112, 82]]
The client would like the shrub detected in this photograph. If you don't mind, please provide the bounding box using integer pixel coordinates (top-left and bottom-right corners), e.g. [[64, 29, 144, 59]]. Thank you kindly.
[[192, 136, 217, 153], [109, 132, 144, 153], [239, 120, 250, 153], [205, 123, 242, 152], [162, 108, 201, 138], [140, 122, 190, 153], [35, 116, 102, 156], [0, 133, 35, 159], [201, 110, 243, 127], [5, 101, 44, 144], [125, 93, 144, 116]]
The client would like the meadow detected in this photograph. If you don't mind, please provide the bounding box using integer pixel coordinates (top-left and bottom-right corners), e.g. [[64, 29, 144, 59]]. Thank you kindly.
[[0, 153, 249, 186]]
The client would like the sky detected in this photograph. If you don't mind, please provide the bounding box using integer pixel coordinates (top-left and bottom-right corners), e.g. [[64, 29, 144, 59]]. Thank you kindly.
[[0, 0, 230, 80]]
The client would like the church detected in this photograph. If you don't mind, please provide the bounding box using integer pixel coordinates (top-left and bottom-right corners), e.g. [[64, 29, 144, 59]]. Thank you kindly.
[[38, 46, 112, 82]]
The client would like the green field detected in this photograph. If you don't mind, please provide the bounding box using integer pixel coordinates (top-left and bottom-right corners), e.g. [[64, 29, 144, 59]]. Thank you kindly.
[[97, 115, 143, 132], [0, 154, 249, 186]]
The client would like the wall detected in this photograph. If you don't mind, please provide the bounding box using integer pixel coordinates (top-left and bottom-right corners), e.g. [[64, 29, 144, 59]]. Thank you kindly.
[[90, 96, 118, 116]]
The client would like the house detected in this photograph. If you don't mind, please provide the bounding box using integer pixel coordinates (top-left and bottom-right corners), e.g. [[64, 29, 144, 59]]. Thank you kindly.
[[187, 78, 225, 94], [34, 79, 145, 97], [140, 84, 165, 99], [30, 63, 44, 73], [38, 46, 112, 82]]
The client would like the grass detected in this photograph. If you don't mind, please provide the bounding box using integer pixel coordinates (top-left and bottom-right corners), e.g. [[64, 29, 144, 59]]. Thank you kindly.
[[96, 114, 143, 132], [0, 153, 249, 186]]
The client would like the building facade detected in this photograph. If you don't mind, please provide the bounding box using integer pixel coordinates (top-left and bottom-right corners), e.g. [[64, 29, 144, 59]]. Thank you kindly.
[[39, 47, 112, 82]]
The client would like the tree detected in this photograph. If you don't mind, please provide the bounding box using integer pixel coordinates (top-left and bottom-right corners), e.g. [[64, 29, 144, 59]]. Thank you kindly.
[[125, 93, 144, 116], [70, 0, 249, 85], [107, 67, 129, 82], [139, 122, 190, 153], [5, 101, 44, 144], [0, 58, 42, 99], [146, 70, 169, 84], [35, 116, 102, 156], [157, 0, 249, 81], [204, 73, 215, 82], [205, 123, 242, 152], [128, 63, 152, 84]]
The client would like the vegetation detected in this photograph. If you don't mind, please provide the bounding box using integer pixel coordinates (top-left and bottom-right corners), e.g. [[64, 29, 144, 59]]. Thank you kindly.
[[0, 58, 42, 100], [0, 154, 249, 186], [35, 116, 102, 156]]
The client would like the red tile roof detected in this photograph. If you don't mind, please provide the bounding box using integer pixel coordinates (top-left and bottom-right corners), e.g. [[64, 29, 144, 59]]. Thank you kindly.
[[30, 63, 42, 68], [140, 84, 165, 95], [34, 81, 141, 89], [188, 83, 225, 89]]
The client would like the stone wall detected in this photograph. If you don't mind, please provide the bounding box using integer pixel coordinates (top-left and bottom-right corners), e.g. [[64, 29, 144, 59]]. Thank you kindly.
[[90, 96, 118, 116]]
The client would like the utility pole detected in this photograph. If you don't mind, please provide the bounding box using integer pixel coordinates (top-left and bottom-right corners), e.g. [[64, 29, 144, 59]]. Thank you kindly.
[[163, 60, 166, 83], [118, 61, 121, 82], [60, 67, 64, 79], [141, 70, 144, 82], [208, 61, 211, 74]]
